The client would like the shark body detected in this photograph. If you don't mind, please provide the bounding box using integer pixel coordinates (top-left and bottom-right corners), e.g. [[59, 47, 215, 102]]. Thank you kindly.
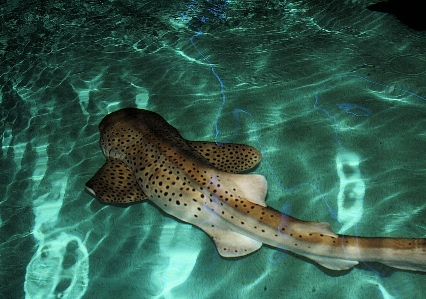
[[86, 108, 426, 272]]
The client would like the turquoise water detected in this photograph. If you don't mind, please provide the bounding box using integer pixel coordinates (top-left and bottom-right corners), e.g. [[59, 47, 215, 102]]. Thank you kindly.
[[1, 1, 426, 298]]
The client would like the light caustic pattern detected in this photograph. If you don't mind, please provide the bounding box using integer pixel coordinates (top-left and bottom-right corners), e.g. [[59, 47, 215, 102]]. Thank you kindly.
[[24, 233, 89, 299], [314, 74, 426, 234], [181, 0, 426, 260], [150, 223, 201, 299], [335, 151, 365, 234], [181, 1, 419, 242], [19, 65, 150, 299], [177, 0, 370, 273], [180, 0, 230, 142], [23, 152, 89, 299], [3, 89, 91, 298], [313, 75, 426, 298], [140, 1, 231, 297]]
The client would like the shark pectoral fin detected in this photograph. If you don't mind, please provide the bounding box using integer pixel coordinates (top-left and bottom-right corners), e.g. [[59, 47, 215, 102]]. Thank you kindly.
[[85, 158, 148, 204], [303, 254, 359, 271], [232, 174, 268, 207], [188, 141, 262, 173]]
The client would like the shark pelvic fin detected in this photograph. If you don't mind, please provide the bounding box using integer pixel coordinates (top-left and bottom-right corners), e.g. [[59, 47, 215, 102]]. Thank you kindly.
[[86, 158, 148, 204]]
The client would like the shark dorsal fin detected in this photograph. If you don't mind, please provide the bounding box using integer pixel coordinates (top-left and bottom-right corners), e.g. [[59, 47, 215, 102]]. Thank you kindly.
[[189, 141, 262, 173], [86, 158, 148, 204]]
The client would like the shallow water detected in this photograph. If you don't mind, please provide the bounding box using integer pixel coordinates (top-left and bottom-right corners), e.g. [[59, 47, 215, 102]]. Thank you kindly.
[[1, 1, 426, 298]]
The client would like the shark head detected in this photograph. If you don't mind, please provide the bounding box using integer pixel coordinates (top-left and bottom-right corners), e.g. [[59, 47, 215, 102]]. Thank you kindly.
[[87, 108, 264, 205], [86, 108, 160, 203], [98, 108, 189, 160], [98, 108, 149, 159]]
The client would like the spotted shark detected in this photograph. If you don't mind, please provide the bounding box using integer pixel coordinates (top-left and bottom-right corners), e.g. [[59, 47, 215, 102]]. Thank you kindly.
[[86, 108, 426, 272]]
